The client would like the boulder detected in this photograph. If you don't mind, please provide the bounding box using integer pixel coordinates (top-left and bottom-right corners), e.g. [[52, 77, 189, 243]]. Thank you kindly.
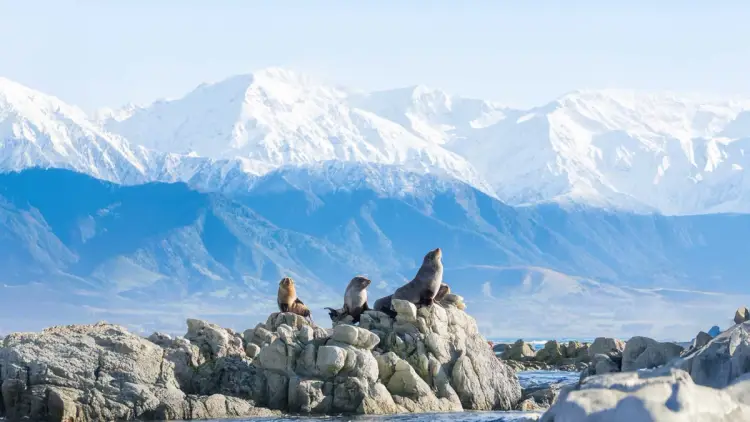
[[534, 340, 565, 365], [501, 339, 537, 361], [0, 322, 279, 421], [664, 321, 750, 388], [735, 307, 750, 325], [185, 318, 245, 360], [587, 337, 625, 359], [621, 336, 683, 372], [693, 331, 713, 349], [541, 368, 750, 421]]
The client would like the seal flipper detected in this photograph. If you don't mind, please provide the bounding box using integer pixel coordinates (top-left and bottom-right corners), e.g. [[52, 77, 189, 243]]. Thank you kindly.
[[418, 289, 436, 307], [279, 303, 289, 312], [362, 301, 370, 311], [325, 307, 341, 321]]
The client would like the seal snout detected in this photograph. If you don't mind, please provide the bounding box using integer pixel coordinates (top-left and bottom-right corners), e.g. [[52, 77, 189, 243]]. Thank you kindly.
[[434, 247, 442, 259]]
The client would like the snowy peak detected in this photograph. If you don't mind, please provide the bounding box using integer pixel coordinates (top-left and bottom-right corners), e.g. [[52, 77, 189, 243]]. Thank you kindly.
[[0, 77, 150, 183], [101, 68, 496, 196]]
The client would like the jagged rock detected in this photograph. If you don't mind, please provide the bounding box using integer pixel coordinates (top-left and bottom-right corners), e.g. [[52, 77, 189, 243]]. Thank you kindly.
[[663, 321, 750, 389], [185, 318, 245, 360], [565, 341, 590, 361], [587, 337, 625, 359], [621, 336, 684, 372], [516, 383, 564, 411], [391, 299, 417, 322], [501, 339, 536, 361], [0, 322, 278, 421], [147, 331, 173, 347], [0, 305, 521, 419], [542, 368, 750, 421], [735, 307, 750, 325], [534, 340, 564, 364], [693, 331, 713, 349]]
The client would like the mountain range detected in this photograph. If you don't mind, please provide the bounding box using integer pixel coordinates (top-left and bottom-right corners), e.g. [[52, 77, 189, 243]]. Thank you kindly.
[[1, 68, 749, 339]]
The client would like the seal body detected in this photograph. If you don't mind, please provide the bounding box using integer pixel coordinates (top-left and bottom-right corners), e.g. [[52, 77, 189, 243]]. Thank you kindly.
[[434, 283, 451, 302], [277, 277, 314, 322], [326, 276, 372, 323], [392, 248, 443, 307], [373, 294, 395, 318]]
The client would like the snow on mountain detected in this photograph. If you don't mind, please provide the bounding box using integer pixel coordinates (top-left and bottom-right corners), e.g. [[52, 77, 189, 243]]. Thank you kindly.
[[449, 89, 750, 214], [0, 77, 153, 184], [99, 68, 496, 196], [6, 68, 750, 214]]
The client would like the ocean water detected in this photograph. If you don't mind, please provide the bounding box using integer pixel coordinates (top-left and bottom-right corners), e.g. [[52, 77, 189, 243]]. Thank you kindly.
[[192, 412, 542, 421], [516, 370, 579, 389]]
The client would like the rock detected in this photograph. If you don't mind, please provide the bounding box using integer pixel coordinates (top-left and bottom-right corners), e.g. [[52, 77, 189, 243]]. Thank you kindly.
[[621, 336, 683, 372], [0, 303, 521, 418], [587, 337, 625, 359], [0, 322, 279, 421], [693, 331, 713, 349], [517, 383, 564, 411], [534, 340, 564, 364], [147, 331, 173, 347], [391, 299, 417, 322], [185, 318, 245, 360], [593, 353, 619, 375], [501, 339, 536, 361], [735, 307, 750, 324], [664, 321, 750, 388], [541, 368, 750, 421]]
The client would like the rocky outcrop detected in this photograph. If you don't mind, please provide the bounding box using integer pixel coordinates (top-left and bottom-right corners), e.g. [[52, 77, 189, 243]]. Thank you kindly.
[[0, 322, 280, 421], [664, 320, 750, 389], [587, 337, 624, 358], [541, 368, 750, 421], [735, 306, 750, 325], [501, 339, 536, 361], [501, 340, 590, 372], [0, 300, 520, 420], [620, 336, 683, 372]]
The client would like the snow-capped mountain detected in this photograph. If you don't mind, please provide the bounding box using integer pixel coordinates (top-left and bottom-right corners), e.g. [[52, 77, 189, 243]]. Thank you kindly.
[[97, 69, 750, 215], [100, 68, 495, 196], [5, 68, 750, 214], [0, 77, 157, 184]]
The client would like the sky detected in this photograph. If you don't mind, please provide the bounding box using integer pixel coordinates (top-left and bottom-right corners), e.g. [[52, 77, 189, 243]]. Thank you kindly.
[[1, 0, 749, 111]]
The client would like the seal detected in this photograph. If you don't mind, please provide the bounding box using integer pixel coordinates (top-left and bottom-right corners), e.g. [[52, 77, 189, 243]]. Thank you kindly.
[[434, 283, 451, 303], [326, 276, 372, 323], [373, 294, 395, 318], [392, 247, 443, 307], [277, 277, 314, 322]]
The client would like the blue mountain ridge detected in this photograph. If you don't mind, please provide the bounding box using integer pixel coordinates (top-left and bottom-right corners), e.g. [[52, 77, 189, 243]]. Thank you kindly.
[[0, 166, 748, 337]]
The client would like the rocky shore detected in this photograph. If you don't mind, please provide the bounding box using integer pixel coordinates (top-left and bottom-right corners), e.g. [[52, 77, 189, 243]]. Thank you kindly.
[[0, 299, 519, 421], [3, 304, 750, 421]]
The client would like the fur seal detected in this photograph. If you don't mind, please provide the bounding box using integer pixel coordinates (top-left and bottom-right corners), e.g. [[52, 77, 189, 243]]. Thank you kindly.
[[325, 276, 372, 323], [277, 277, 314, 323], [392, 247, 443, 307], [373, 294, 395, 318], [434, 283, 451, 303]]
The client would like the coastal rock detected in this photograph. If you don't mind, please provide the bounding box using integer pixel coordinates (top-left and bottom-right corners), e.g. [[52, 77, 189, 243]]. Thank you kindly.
[[735, 307, 750, 325], [621, 336, 683, 372], [534, 340, 564, 364], [0, 322, 278, 421], [541, 368, 750, 421], [185, 318, 245, 360], [0, 304, 520, 419], [665, 321, 750, 388], [587, 337, 625, 359], [501, 339, 536, 361]]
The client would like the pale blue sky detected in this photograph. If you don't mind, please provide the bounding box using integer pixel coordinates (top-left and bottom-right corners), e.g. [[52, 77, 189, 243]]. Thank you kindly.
[[1, 0, 748, 111]]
